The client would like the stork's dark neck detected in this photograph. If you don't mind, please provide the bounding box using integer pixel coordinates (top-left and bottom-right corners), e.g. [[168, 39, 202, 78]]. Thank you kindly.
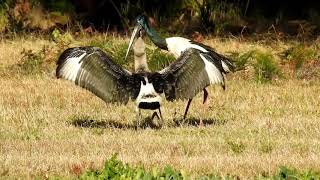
[[144, 24, 168, 50]]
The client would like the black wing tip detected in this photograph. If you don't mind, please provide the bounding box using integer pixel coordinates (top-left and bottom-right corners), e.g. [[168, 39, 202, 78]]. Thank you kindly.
[[56, 46, 101, 78], [56, 46, 100, 65], [57, 47, 75, 65]]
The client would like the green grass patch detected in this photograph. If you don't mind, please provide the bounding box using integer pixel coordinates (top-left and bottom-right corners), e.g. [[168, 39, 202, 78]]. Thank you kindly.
[[271, 166, 320, 180], [253, 51, 279, 83], [233, 50, 280, 83], [78, 155, 320, 179], [283, 44, 317, 70], [87, 37, 175, 71], [15, 45, 57, 76], [226, 139, 246, 154], [80, 154, 189, 180]]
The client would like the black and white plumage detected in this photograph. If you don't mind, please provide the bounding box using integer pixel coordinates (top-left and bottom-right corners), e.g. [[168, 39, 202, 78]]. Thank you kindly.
[[56, 45, 226, 126], [126, 15, 234, 74], [126, 15, 234, 119]]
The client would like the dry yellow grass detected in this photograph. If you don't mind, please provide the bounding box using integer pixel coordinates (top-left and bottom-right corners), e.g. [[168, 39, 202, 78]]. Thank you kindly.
[[0, 36, 320, 179]]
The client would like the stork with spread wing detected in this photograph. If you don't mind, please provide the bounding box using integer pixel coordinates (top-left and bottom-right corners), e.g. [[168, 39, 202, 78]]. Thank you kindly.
[[57, 33, 228, 127]]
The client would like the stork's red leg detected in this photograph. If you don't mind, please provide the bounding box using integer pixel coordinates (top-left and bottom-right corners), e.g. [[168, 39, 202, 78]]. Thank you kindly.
[[183, 98, 193, 119], [203, 88, 208, 104]]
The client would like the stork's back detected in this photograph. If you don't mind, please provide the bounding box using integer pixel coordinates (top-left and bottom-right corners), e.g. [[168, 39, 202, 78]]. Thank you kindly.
[[133, 37, 149, 73]]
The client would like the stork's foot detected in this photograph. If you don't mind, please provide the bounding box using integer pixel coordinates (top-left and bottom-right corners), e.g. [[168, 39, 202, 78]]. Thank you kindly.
[[150, 108, 164, 128]]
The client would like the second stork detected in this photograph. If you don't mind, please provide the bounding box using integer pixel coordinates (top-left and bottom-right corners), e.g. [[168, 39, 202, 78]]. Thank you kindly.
[[126, 15, 235, 119]]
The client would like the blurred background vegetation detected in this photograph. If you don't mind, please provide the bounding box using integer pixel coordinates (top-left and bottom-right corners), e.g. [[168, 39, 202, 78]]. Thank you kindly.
[[0, 0, 319, 37]]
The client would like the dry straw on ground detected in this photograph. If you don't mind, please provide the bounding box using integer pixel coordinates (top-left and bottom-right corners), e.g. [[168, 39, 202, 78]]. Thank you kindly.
[[0, 36, 319, 179]]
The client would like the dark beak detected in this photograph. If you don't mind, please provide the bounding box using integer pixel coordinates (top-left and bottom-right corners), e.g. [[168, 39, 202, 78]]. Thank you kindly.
[[125, 25, 142, 60]]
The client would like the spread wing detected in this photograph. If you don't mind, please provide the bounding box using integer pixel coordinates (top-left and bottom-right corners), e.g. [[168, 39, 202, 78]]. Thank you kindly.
[[160, 48, 226, 101], [56, 46, 138, 104]]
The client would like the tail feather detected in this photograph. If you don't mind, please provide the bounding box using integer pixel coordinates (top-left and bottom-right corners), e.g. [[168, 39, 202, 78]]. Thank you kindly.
[[208, 50, 235, 73], [190, 40, 235, 73]]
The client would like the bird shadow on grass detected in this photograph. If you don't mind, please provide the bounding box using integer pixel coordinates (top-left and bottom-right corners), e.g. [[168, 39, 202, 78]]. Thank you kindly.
[[68, 116, 163, 130], [172, 117, 228, 127], [68, 116, 228, 130]]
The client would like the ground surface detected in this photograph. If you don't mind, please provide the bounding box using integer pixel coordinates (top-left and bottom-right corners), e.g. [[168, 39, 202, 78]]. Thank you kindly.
[[0, 36, 319, 179]]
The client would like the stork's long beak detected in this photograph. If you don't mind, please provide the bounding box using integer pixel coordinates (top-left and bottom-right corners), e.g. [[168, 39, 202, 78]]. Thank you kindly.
[[125, 25, 142, 60]]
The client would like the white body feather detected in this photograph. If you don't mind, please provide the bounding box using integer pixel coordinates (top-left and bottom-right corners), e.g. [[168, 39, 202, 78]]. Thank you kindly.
[[166, 37, 207, 58], [136, 78, 161, 105]]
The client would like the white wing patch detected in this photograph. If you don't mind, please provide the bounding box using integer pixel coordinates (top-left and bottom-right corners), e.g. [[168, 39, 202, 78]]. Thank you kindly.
[[200, 54, 224, 85], [58, 53, 86, 82]]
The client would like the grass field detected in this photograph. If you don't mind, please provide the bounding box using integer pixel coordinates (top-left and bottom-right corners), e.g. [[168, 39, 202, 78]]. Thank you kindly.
[[0, 35, 320, 179]]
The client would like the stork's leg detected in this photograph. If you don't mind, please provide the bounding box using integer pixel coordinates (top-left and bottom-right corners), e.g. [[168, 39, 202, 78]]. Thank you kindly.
[[151, 111, 160, 120], [200, 88, 209, 126], [158, 108, 163, 121], [203, 88, 208, 104], [158, 108, 164, 127], [183, 98, 193, 120], [135, 107, 141, 129]]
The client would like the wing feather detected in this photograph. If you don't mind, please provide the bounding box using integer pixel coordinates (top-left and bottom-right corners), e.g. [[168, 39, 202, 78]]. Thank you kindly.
[[160, 48, 225, 101], [56, 46, 134, 104]]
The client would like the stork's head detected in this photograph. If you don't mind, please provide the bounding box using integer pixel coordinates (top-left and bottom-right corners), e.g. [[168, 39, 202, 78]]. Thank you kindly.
[[135, 15, 149, 29], [125, 15, 149, 60]]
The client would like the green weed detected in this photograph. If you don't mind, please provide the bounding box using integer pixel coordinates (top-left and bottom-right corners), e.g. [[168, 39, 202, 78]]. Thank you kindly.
[[253, 51, 279, 83], [259, 141, 273, 154], [17, 46, 55, 75], [18, 48, 46, 75], [231, 51, 253, 71], [226, 140, 246, 154], [233, 50, 280, 82], [88, 38, 175, 71], [80, 154, 189, 180], [147, 48, 175, 71], [273, 166, 320, 180], [283, 44, 317, 70], [78, 155, 320, 179], [0, 7, 8, 32]]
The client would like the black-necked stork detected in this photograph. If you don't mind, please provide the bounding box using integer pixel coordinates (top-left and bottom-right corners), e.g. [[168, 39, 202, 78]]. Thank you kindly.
[[56, 41, 227, 127], [125, 15, 235, 119]]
